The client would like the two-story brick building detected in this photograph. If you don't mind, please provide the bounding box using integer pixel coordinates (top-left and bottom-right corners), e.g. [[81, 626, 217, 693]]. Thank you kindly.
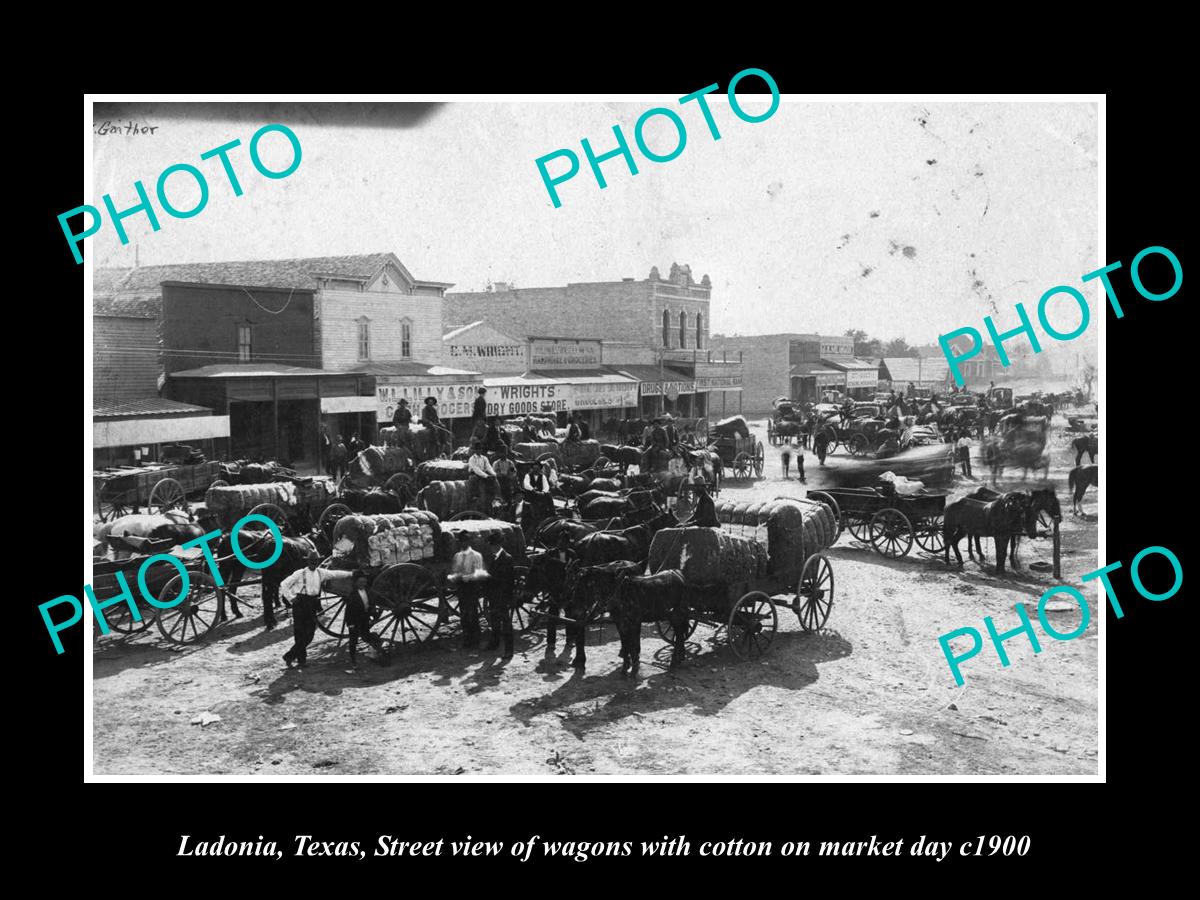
[[444, 263, 743, 425], [94, 253, 461, 471]]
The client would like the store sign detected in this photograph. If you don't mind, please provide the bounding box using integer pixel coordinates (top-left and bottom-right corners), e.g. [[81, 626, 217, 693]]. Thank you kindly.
[[815, 372, 844, 386], [845, 369, 879, 388], [572, 382, 638, 410], [528, 338, 602, 368], [486, 382, 571, 417], [446, 343, 525, 363], [695, 374, 742, 391], [640, 380, 697, 396], [376, 380, 480, 422]]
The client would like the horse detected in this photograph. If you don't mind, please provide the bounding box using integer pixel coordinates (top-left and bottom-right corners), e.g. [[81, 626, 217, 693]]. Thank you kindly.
[[215, 525, 325, 626], [1068, 464, 1098, 514], [575, 524, 655, 568], [600, 444, 644, 473], [515, 488, 558, 544], [944, 492, 1036, 574], [578, 487, 664, 521], [611, 568, 690, 676], [521, 549, 581, 661], [562, 560, 643, 669], [1072, 435, 1098, 466]]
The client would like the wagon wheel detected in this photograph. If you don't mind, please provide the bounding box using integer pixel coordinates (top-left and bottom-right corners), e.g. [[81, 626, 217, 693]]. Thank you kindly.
[[732, 452, 751, 479], [536, 452, 557, 465], [796, 553, 834, 632], [807, 491, 842, 541], [316, 587, 351, 639], [914, 513, 946, 553], [317, 502, 353, 544], [384, 472, 415, 506], [752, 441, 765, 478], [846, 512, 873, 543], [209, 479, 229, 489], [593, 456, 611, 469], [154, 571, 222, 644], [449, 509, 488, 521], [98, 486, 135, 522], [727, 591, 777, 660], [247, 502, 292, 536], [149, 477, 188, 515], [870, 508, 914, 558], [655, 615, 698, 644], [99, 587, 153, 635], [820, 426, 839, 454], [849, 433, 870, 457], [369, 563, 443, 647]]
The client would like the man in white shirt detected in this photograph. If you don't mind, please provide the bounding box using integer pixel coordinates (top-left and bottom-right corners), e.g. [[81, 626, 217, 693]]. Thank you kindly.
[[467, 442, 498, 512], [280, 549, 323, 668], [956, 433, 973, 478], [446, 533, 489, 649]]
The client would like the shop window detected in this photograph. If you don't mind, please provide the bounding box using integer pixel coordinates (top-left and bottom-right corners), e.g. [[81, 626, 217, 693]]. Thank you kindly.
[[696, 313, 703, 349], [679, 311, 687, 348], [237, 324, 252, 362], [662, 309, 670, 347], [358, 318, 371, 361], [400, 318, 412, 359]]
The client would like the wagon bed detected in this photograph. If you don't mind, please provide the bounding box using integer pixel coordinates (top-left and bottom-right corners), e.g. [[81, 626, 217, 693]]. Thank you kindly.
[[808, 486, 947, 559]]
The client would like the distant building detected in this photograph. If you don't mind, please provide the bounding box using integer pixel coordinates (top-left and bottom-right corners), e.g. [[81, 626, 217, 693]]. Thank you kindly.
[[878, 357, 951, 393]]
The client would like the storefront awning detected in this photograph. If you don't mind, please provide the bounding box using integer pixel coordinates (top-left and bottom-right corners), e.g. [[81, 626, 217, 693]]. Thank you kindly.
[[791, 362, 844, 380], [613, 364, 696, 395], [531, 369, 638, 410]]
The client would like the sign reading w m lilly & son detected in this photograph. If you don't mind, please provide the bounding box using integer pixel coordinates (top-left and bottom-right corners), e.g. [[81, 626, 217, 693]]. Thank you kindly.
[[377, 381, 479, 421]]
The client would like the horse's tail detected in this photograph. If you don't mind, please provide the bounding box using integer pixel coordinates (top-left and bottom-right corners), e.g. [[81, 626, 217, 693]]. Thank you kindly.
[[1068, 467, 1078, 491]]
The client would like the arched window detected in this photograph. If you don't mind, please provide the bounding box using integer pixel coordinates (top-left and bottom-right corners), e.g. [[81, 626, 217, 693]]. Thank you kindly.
[[662, 309, 670, 347], [679, 311, 687, 348], [696, 313, 703, 349]]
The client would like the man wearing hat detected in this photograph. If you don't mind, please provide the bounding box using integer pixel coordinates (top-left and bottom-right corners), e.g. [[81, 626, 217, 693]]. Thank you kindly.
[[280, 548, 324, 669], [392, 398, 413, 448], [447, 533, 489, 650], [344, 570, 389, 668], [482, 532, 516, 658], [682, 479, 720, 528], [472, 386, 488, 425]]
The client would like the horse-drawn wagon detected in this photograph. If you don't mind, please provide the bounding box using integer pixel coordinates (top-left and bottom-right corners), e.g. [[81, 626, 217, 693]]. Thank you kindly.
[[807, 484, 947, 559], [93, 460, 223, 522], [767, 399, 805, 446], [708, 415, 764, 480]]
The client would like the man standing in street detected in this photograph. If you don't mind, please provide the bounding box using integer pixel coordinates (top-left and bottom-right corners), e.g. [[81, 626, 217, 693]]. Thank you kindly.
[[280, 549, 324, 669], [956, 432, 974, 478], [319, 424, 331, 476], [814, 428, 830, 466], [482, 533, 516, 658], [345, 570, 389, 669], [447, 534, 488, 650]]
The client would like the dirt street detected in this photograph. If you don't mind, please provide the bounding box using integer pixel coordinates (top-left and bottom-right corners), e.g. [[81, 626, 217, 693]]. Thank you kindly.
[[92, 418, 1098, 775]]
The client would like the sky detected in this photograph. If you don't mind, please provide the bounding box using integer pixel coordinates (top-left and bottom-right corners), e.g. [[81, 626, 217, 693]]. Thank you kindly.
[[90, 99, 1098, 366]]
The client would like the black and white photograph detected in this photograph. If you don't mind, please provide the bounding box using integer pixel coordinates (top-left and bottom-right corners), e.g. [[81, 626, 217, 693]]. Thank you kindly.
[[86, 94, 1100, 777]]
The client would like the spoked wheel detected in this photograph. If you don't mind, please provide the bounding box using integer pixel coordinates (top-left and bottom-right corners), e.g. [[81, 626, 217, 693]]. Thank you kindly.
[[155, 572, 222, 644], [849, 433, 870, 457], [732, 452, 751, 479], [807, 491, 842, 541], [820, 427, 840, 455], [655, 615, 698, 644], [369, 563, 443, 647], [449, 509, 488, 521], [674, 481, 698, 524], [317, 502, 353, 544], [846, 512, 873, 543], [384, 473, 415, 506], [796, 553, 834, 632], [914, 514, 945, 553], [315, 589, 351, 639], [99, 586, 153, 635], [870, 508, 914, 558], [593, 456, 611, 469], [99, 493, 135, 522], [752, 442, 765, 478], [727, 591, 777, 660], [247, 502, 292, 535], [209, 479, 229, 489], [149, 478, 188, 516]]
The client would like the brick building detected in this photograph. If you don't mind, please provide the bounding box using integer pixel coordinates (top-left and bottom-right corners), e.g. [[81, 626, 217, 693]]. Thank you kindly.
[[94, 253, 456, 470], [445, 263, 743, 424]]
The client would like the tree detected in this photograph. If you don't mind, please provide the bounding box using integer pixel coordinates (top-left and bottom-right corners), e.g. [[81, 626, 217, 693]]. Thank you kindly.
[[884, 337, 916, 357], [1081, 361, 1097, 400]]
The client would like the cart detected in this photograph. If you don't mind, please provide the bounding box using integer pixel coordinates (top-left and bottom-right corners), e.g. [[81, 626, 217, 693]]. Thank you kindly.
[[93, 461, 223, 522], [808, 486, 947, 559], [92, 546, 226, 645], [708, 416, 764, 480]]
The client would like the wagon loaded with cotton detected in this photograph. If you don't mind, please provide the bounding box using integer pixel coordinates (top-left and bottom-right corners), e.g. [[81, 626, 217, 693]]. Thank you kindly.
[[642, 496, 837, 659], [204, 478, 337, 538], [313, 511, 529, 649], [707, 415, 764, 480]]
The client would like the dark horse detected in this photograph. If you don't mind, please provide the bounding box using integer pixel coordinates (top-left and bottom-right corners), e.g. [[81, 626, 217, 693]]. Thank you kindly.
[[944, 492, 1036, 574], [561, 560, 642, 669], [1068, 464, 1098, 515], [1072, 435, 1098, 466], [612, 568, 690, 676], [215, 526, 326, 627]]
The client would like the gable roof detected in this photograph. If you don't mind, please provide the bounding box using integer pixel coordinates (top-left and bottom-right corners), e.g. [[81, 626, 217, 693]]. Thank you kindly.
[[95, 252, 452, 298]]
